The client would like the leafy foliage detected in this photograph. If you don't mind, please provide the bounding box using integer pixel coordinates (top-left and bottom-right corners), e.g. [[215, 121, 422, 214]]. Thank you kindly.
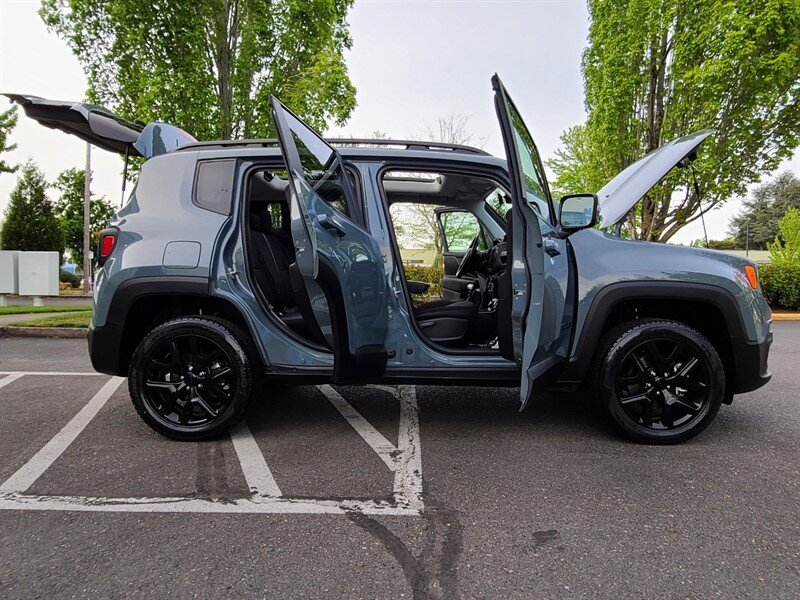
[[690, 238, 738, 250], [760, 262, 800, 310], [403, 263, 443, 299], [767, 208, 800, 265], [59, 269, 82, 288], [51, 169, 117, 267], [40, 0, 357, 140], [0, 105, 18, 174], [547, 0, 800, 242], [0, 162, 64, 260], [729, 171, 800, 249]]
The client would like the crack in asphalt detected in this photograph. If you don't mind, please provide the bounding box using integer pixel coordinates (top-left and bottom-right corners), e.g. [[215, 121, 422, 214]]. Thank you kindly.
[[347, 497, 463, 600]]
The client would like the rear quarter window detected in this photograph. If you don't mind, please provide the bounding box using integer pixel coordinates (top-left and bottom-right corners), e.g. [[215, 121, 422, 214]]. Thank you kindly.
[[193, 159, 236, 215]]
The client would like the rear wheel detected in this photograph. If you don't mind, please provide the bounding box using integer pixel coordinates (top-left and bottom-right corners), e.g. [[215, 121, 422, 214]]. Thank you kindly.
[[128, 316, 258, 441], [594, 319, 725, 444]]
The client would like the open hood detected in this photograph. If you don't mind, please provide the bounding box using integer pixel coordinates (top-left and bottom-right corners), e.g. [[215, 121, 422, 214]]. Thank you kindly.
[[597, 130, 714, 227], [4, 94, 196, 159]]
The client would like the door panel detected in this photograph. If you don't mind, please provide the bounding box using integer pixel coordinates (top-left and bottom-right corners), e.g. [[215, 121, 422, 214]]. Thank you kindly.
[[270, 98, 388, 380], [492, 75, 569, 408]]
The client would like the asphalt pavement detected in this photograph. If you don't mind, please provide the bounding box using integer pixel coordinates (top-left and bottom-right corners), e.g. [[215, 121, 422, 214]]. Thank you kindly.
[[0, 323, 798, 599]]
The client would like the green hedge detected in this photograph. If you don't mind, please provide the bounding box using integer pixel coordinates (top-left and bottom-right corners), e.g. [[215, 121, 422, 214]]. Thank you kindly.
[[760, 262, 800, 310], [402, 264, 443, 299], [59, 269, 81, 288]]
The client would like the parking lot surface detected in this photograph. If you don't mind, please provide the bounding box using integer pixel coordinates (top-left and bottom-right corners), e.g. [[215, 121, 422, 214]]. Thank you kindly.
[[1, 323, 798, 599]]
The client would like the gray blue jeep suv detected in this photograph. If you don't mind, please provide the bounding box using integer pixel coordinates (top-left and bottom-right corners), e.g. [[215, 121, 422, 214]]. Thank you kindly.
[[7, 75, 772, 444]]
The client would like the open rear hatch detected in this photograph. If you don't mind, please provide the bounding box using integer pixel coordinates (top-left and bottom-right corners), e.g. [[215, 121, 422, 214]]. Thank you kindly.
[[4, 94, 196, 158]]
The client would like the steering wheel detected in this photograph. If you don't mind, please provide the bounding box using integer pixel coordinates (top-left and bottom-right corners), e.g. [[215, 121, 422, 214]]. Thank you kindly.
[[454, 234, 481, 278]]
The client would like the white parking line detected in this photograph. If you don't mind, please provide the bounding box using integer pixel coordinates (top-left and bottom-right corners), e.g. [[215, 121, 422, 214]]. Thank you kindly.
[[0, 373, 25, 389], [394, 385, 423, 510], [0, 371, 105, 377], [229, 419, 282, 497], [0, 374, 423, 515], [318, 384, 399, 470], [0, 492, 418, 515], [0, 377, 125, 493]]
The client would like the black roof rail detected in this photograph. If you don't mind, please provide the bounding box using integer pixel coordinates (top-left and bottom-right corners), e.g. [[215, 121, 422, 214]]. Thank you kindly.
[[174, 139, 280, 151], [326, 138, 491, 156], [174, 137, 490, 156]]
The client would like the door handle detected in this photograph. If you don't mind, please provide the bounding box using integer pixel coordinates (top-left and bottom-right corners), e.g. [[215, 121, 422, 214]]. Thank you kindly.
[[543, 238, 560, 257], [317, 214, 346, 237]]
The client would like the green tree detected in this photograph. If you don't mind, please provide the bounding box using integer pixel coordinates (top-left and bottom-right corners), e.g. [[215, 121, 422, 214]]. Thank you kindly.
[[767, 208, 800, 265], [1, 162, 64, 259], [40, 0, 357, 140], [547, 0, 800, 242], [728, 171, 800, 249], [0, 105, 18, 174], [52, 169, 117, 266]]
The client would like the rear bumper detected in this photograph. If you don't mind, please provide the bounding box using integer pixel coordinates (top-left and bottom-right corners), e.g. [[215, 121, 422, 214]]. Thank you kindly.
[[731, 326, 772, 394], [87, 322, 124, 376]]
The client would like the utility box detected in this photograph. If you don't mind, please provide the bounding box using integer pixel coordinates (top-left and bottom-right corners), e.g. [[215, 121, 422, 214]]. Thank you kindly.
[[18, 251, 60, 297], [0, 250, 20, 294]]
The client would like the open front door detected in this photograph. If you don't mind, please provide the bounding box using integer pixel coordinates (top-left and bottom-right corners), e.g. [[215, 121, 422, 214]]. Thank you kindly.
[[270, 97, 389, 381], [492, 75, 568, 408]]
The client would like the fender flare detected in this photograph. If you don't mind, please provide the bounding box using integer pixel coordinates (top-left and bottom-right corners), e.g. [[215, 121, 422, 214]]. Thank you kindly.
[[90, 276, 225, 376], [560, 281, 749, 384]]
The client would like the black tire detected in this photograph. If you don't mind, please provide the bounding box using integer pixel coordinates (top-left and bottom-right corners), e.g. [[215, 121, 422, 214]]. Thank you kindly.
[[128, 316, 259, 441], [594, 319, 725, 444]]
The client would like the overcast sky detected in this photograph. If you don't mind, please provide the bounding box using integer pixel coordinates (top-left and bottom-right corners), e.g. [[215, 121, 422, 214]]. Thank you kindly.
[[1, 0, 797, 244]]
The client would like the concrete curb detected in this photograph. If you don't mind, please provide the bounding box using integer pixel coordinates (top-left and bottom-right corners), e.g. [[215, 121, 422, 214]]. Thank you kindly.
[[772, 312, 800, 321], [0, 326, 87, 339]]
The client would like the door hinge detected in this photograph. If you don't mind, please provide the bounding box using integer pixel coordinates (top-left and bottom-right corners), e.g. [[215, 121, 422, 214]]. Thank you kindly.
[[227, 268, 239, 280]]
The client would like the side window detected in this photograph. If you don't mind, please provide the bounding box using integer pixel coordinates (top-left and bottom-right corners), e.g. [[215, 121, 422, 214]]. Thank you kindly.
[[266, 203, 283, 230], [485, 188, 510, 222], [279, 108, 357, 221], [508, 102, 553, 223], [194, 159, 235, 215], [440, 211, 489, 252]]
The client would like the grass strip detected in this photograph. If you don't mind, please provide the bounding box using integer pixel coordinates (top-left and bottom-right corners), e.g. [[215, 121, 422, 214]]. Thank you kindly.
[[12, 312, 92, 328], [0, 305, 92, 316]]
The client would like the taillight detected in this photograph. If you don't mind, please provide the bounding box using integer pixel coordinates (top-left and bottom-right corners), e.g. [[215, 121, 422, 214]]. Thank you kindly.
[[744, 265, 758, 289], [97, 227, 118, 267]]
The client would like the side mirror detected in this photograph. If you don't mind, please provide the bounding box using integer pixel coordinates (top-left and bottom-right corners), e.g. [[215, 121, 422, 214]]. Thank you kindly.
[[558, 193, 599, 232]]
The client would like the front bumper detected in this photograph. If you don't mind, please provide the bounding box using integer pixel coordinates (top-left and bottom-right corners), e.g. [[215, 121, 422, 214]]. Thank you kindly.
[[731, 326, 772, 394]]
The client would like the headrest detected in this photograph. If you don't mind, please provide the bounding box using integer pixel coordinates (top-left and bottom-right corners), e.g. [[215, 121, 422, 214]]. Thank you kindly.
[[250, 210, 270, 233]]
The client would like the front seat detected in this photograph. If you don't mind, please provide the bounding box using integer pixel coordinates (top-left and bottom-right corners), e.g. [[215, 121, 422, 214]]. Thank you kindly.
[[413, 297, 478, 347]]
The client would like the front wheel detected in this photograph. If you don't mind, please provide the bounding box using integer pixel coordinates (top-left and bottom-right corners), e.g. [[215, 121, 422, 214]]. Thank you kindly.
[[128, 316, 258, 441], [594, 319, 725, 444]]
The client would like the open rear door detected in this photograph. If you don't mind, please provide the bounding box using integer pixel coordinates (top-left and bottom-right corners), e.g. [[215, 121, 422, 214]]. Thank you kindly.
[[492, 75, 567, 408], [270, 97, 389, 381], [4, 94, 195, 158]]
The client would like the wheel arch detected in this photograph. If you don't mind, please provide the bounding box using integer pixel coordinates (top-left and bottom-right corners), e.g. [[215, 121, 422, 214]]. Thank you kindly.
[[90, 276, 256, 376], [560, 282, 747, 392]]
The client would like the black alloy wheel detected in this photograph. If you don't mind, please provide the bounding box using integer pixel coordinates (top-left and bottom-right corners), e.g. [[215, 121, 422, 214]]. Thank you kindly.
[[142, 334, 236, 427], [595, 319, 725, 444], [128, 316, 258, 440], [616, 337, 712, 430]]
